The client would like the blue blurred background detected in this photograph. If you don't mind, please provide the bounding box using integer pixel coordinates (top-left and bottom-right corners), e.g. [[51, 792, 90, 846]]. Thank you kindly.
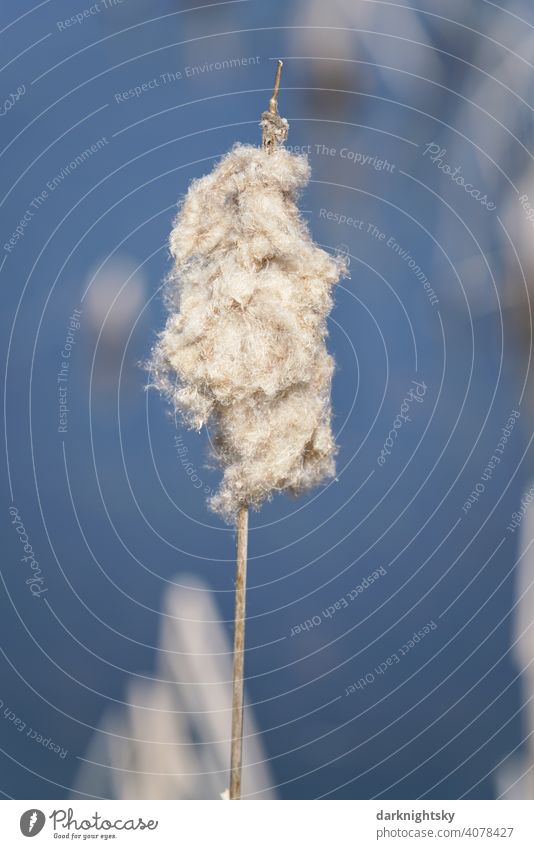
[[2, 0, 534, 800]]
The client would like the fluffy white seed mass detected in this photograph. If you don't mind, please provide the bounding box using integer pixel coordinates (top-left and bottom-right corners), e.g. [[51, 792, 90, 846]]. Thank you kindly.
[[150, 143, 347, 521]]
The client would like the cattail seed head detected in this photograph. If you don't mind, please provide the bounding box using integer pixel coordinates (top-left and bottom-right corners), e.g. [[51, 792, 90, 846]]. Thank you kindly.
[[150, 144, 348, 522]]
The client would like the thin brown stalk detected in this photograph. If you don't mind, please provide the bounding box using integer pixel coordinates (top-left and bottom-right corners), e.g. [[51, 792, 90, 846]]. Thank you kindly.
[[229, 504, 248, 799], [229, 62, 286, 800]]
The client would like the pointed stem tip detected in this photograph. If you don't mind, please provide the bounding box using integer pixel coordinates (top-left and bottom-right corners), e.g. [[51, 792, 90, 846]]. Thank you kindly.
[[268, 59, 283, 115], [261, 59, 288, 152]]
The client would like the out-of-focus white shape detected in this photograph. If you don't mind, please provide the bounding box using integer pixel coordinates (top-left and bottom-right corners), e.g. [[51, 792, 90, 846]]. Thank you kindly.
[[506, 490, 534, 799], [432, 17, 534, 314], [84, 255, 147, 391], [290, 0, 442, 99], [406, 2, 534, 316], [502, 160, 534, 260], [85, 255, 146, 339], [498, 165, 534, 323], [457, 28, 534, 188], [494, 753, 533, 799], [74, 576, 275, 800]]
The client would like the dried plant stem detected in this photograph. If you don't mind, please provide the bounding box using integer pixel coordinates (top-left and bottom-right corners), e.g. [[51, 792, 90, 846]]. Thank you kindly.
[[229, 504, 248, 799], [228, 61, 313, 799]]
